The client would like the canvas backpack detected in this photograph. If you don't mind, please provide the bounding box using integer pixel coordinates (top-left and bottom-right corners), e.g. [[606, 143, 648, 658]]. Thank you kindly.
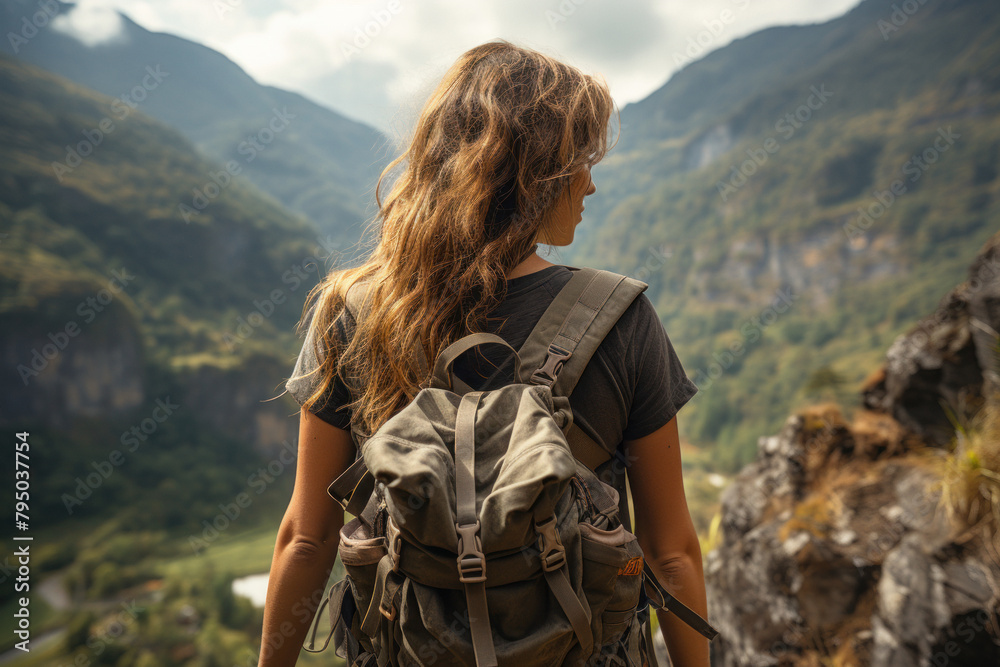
[[302, 266, 719, 666]]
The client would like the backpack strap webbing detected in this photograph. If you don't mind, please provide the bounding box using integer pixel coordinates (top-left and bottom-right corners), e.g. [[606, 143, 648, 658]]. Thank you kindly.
[[454, 391, 498, 667], [618, 477, 720, 650], [642, 560, 720, 641], [518, 267, 646, 395]]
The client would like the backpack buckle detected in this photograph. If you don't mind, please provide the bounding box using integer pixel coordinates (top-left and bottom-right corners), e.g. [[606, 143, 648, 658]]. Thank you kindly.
[[529, 344, 573, 387], [456, 522, 487, 583], [535, 516, 566, 572], [379, 599, 397, 621]]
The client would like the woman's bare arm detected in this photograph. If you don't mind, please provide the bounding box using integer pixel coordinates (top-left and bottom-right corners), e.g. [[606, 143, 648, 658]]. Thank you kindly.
[[258, 408, 355, 666], [625, 415, 710, 667]]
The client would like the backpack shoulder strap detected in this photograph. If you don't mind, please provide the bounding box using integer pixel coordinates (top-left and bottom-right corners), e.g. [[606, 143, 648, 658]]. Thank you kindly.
[[519, 266, 647, 396], [518, 266, 647, 470], [518, 269, 723, 646]]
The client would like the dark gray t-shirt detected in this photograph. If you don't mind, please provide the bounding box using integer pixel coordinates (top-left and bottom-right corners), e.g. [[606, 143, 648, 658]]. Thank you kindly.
[[285, 265, 698, 459]]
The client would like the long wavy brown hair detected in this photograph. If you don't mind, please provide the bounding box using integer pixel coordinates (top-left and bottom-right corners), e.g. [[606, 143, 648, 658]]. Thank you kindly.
[[293, 40, 616, 439]]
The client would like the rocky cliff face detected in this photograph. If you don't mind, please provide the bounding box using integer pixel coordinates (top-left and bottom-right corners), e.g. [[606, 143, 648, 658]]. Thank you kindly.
[[689, 229, 908, 310], [0, 287, 298, 458], [705, 232, 1000, 666], [0, 287, 145, 425], [176, 353, 301, 459]]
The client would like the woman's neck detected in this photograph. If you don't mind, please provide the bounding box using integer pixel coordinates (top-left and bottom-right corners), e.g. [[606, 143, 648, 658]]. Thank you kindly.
[[507, 251, 557, 280]]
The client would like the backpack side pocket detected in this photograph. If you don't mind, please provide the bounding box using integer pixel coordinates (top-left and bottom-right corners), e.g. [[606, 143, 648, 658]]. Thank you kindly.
[[578, 522, 645, 650], [339, 516, 388, 655]]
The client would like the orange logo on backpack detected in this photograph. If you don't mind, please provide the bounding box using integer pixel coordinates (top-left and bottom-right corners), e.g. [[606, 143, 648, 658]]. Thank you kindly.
[[618, 557, 643, 576]]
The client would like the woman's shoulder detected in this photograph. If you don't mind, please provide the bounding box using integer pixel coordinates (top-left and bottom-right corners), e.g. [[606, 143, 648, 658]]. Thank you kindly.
[[296, 298, 355, 360], [604, 290, 659, 356]]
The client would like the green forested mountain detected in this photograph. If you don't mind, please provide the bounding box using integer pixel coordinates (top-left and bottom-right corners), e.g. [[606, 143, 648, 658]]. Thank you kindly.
[[0, 50, 324, 524], [0, 0, 389, 249], [0, 49, 343, 663], [565, 0, 1000, 470]]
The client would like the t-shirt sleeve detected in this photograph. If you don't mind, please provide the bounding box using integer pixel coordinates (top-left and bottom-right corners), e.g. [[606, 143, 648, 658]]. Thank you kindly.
[[284, 304, 355, 430], [621, 294, 699, 441]]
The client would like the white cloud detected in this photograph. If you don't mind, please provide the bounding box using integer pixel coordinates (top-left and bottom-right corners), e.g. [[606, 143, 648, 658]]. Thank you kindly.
[[53, 0, 864, 131], [51, 0, 128, 47]]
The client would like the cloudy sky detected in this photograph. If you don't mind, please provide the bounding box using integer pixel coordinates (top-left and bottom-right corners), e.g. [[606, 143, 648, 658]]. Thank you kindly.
[[54, 0, 862, 134]]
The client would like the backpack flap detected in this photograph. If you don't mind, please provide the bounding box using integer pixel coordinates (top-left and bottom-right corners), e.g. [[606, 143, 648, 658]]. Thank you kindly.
[[360, 382, 579, 554], [476, 385, 578, 551], [361, 388, 462, 551]]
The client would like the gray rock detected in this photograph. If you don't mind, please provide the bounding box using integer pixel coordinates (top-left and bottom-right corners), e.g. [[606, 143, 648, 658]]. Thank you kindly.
[[966, 231, 1000, 394], [706, 233, 1000, 667], [863, 232, 1000, 447], [874, 535, 947, 655], [871, 535, 1000, 666], [719, 415, 808, 541]]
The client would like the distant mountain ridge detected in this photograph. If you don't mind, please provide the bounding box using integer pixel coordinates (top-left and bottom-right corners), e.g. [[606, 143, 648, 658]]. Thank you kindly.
[[562, 0, 1000, 469], [585, 0, 992, 230], [0, 0, 390, 249]]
